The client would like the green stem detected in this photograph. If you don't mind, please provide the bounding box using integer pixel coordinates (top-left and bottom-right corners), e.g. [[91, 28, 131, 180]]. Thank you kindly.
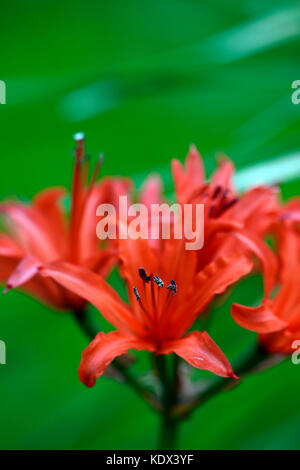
[[73, 309, 160, 412], [155, 355, 179, 450]]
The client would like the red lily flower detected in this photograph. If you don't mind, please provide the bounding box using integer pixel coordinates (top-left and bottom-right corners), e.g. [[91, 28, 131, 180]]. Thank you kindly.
[[37, 147, 283, 387], [172, 145, 278, 241], [0, 134, 130, 311], [39, 233, 241, 387], [234, 200, 300, 354], [173, 145, 285, 333]]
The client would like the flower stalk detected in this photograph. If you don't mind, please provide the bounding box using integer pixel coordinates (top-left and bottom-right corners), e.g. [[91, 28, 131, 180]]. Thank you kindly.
[[155, 354, 179, 450]]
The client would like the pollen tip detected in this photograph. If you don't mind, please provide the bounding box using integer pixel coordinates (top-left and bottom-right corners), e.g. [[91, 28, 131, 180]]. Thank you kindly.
[[166, 279, 177, 294], [133, 286, 140, 301], [73, 132, 85, 142], [138, 267, 150, 283], [153, 275, 164, 288], [98, 153, 105, 164]]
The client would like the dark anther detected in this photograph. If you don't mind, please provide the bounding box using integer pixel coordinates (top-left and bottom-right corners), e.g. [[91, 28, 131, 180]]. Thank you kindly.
[[212, 185, 222, 199], [166, 279, 177, 294], [138, 267, 150, 283], [133, 286, 140, 300], [220, 197, 239, 213], [153, 275, 164, 287]]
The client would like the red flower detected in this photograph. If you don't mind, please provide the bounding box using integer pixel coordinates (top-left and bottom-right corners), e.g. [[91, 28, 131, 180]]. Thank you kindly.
[[38, 146, 282, 387], [234, 200, 300, 354], [39, 234, 240, 387], [0, 134, 130, 311], [173, 146, 285, 334]]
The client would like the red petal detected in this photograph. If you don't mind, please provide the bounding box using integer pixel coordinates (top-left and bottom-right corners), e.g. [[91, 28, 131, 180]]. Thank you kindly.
[[0, 234, 23, 258], [83, 250, 116, 278], [118, 235, 157, 291], [40, 261, 144, 335], [140, 175, 163, 210], [226, 186, 278, 235], [232, 230, 277, 298], [4, 256, 41, 292], [272, 222, 300, 322], [186, 145, 205, 186], [77, 178, 131, 262], [0, 255, 67, 309], [160, 331, 237, 378], [231, 302, 287, 333], [172, 145, 205, 204], [34, 187, 66, 246], [79, 330, 155, 387], [211, 155, 235, 189], [173, 253, 253, 337], [0, 203, 60, 262]]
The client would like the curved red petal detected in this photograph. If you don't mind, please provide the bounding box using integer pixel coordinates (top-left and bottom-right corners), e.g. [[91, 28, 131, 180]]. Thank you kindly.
[[160, 331, 237, 378], [4, 255, 41, 292], [231, 302, 287, 334], [40, 261, 144, 335], [233, 230, 278, 298], [79, 330, 155, 387]]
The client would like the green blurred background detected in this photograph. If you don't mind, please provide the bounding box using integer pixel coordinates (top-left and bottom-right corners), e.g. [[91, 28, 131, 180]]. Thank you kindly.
[[0, 0, 300, 450]]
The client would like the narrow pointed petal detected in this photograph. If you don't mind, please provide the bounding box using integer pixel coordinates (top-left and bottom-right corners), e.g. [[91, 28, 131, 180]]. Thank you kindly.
[[34, 187, 67, 245], [186, 145, 205, 186], [231, 302, 287, 334], [171, 145, 205, 204], [79, 330, 155, 387], [171, 159, 185, 201], [40, 261, 144, 335], [211, 155, 235, 189], [140, 175, 163, 210], [4, 256, 41, 292], [160, 331, 237, 378], [77, 178, 131, 262]]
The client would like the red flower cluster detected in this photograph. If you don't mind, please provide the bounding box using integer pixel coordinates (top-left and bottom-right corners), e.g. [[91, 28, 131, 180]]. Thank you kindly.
[[1, 136, 298, 388]]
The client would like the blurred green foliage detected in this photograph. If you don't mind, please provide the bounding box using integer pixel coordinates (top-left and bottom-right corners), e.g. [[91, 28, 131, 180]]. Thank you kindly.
[[0, 0, 299, 450]]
